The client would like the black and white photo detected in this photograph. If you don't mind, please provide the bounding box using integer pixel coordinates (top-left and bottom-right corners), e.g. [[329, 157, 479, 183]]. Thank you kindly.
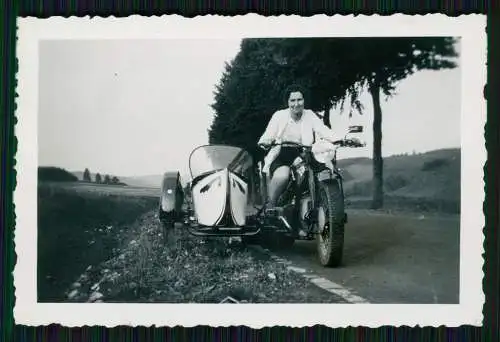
[[14, 14, 486, 327]]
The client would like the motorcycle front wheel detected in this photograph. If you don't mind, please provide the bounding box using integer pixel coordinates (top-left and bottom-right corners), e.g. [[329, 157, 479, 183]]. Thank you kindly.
[[316, 179, 345, 267]]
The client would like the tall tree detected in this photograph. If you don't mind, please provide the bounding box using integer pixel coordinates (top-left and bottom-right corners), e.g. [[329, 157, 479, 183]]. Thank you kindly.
[[95, 173, 102, 184], [335, 37, 458, 208], [104, 174, 111, 184], [83, 168, 91, 182]]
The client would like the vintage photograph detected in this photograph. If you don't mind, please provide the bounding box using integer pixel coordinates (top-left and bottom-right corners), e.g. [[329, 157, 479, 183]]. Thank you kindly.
[[14, 15, 486, 327]]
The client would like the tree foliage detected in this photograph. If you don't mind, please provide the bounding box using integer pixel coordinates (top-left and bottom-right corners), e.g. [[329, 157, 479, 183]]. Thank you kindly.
[[208, 38, 359, 156], [83, 168, 92, 182], [332, 37, 458, 208], [38, 167, 78, 182]]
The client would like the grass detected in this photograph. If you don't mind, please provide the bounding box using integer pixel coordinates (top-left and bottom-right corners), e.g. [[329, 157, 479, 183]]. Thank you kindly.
[[37, 181, 158, 302]]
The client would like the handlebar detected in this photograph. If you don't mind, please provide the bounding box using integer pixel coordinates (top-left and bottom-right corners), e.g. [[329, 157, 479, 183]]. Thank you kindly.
[[259, 141, 311, 150], [258, 138, 364, 151]]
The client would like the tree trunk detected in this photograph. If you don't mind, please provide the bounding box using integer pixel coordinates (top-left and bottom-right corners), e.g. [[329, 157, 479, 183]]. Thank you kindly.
[[369, 81, 384, 209], [323, 103, 331, 128]]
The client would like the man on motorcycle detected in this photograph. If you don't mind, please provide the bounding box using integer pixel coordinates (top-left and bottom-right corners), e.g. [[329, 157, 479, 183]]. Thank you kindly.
[[257, 84, 340, 207]]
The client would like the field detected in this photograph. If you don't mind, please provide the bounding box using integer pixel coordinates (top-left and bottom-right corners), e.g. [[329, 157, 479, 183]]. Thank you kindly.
[[37, 182, 159, 301]]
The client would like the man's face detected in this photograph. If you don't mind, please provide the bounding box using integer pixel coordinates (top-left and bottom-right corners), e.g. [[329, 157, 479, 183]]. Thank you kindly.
[[288, 91, 304, 115]]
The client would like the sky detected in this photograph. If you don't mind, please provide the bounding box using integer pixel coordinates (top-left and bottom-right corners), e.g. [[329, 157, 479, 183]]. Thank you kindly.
[[39, 38, 461, 178]]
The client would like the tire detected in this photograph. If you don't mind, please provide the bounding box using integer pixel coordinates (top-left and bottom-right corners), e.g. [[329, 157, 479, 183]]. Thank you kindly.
[[316, 179, 345, 267]]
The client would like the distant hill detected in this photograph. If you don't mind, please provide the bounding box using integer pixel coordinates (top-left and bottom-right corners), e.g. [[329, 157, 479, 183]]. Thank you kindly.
[[121, 174, 164, 188], [339, 148, 461, 213], [71, 171, 185, 189]]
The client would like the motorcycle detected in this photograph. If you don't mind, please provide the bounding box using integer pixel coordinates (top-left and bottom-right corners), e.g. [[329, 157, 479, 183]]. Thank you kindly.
[[179, 125, 365, 267]]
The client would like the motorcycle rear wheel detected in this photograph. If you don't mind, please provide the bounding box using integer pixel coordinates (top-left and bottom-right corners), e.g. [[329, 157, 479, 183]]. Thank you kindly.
[[316, 179, 345, 267]]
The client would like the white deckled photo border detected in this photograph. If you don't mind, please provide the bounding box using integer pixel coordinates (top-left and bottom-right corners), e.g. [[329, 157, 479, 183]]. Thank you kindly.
[[14, 14, 487, 328]]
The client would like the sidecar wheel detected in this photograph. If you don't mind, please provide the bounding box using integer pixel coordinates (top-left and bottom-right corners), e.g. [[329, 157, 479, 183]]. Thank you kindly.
[[316, 180, 345, 267]]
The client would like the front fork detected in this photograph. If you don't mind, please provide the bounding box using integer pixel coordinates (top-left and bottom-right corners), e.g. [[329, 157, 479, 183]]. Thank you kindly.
[[304, 166, 344, 233]]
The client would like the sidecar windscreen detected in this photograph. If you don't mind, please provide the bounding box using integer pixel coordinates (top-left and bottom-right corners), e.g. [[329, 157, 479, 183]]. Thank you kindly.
[[189, 145, 253, 180]]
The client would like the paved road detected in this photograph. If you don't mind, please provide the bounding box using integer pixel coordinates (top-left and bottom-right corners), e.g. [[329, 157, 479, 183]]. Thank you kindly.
[[272, 209, 460, 304]]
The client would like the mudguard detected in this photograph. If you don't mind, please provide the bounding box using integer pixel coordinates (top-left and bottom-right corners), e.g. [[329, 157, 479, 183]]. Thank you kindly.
[[159, 171, 184, 219], [317, 168, 335, 182]]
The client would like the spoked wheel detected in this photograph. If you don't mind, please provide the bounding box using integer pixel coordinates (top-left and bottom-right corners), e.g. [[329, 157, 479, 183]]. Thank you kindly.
[[316, 180, 345, 267]]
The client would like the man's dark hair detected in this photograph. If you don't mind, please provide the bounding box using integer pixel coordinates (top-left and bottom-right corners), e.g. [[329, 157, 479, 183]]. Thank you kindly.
[[283, 84, 308, 105]]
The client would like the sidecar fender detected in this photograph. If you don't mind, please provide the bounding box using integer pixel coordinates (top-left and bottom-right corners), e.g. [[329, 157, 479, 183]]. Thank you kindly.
[[159, 171, 184, 218]]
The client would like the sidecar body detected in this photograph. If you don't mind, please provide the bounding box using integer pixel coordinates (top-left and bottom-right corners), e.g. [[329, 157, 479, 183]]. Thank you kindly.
[[186, 144, 261, 237]]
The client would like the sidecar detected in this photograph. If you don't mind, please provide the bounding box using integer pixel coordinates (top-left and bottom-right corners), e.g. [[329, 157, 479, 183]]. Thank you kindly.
[[185, 144, 261, 237], [158, 171, 185, 228]]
